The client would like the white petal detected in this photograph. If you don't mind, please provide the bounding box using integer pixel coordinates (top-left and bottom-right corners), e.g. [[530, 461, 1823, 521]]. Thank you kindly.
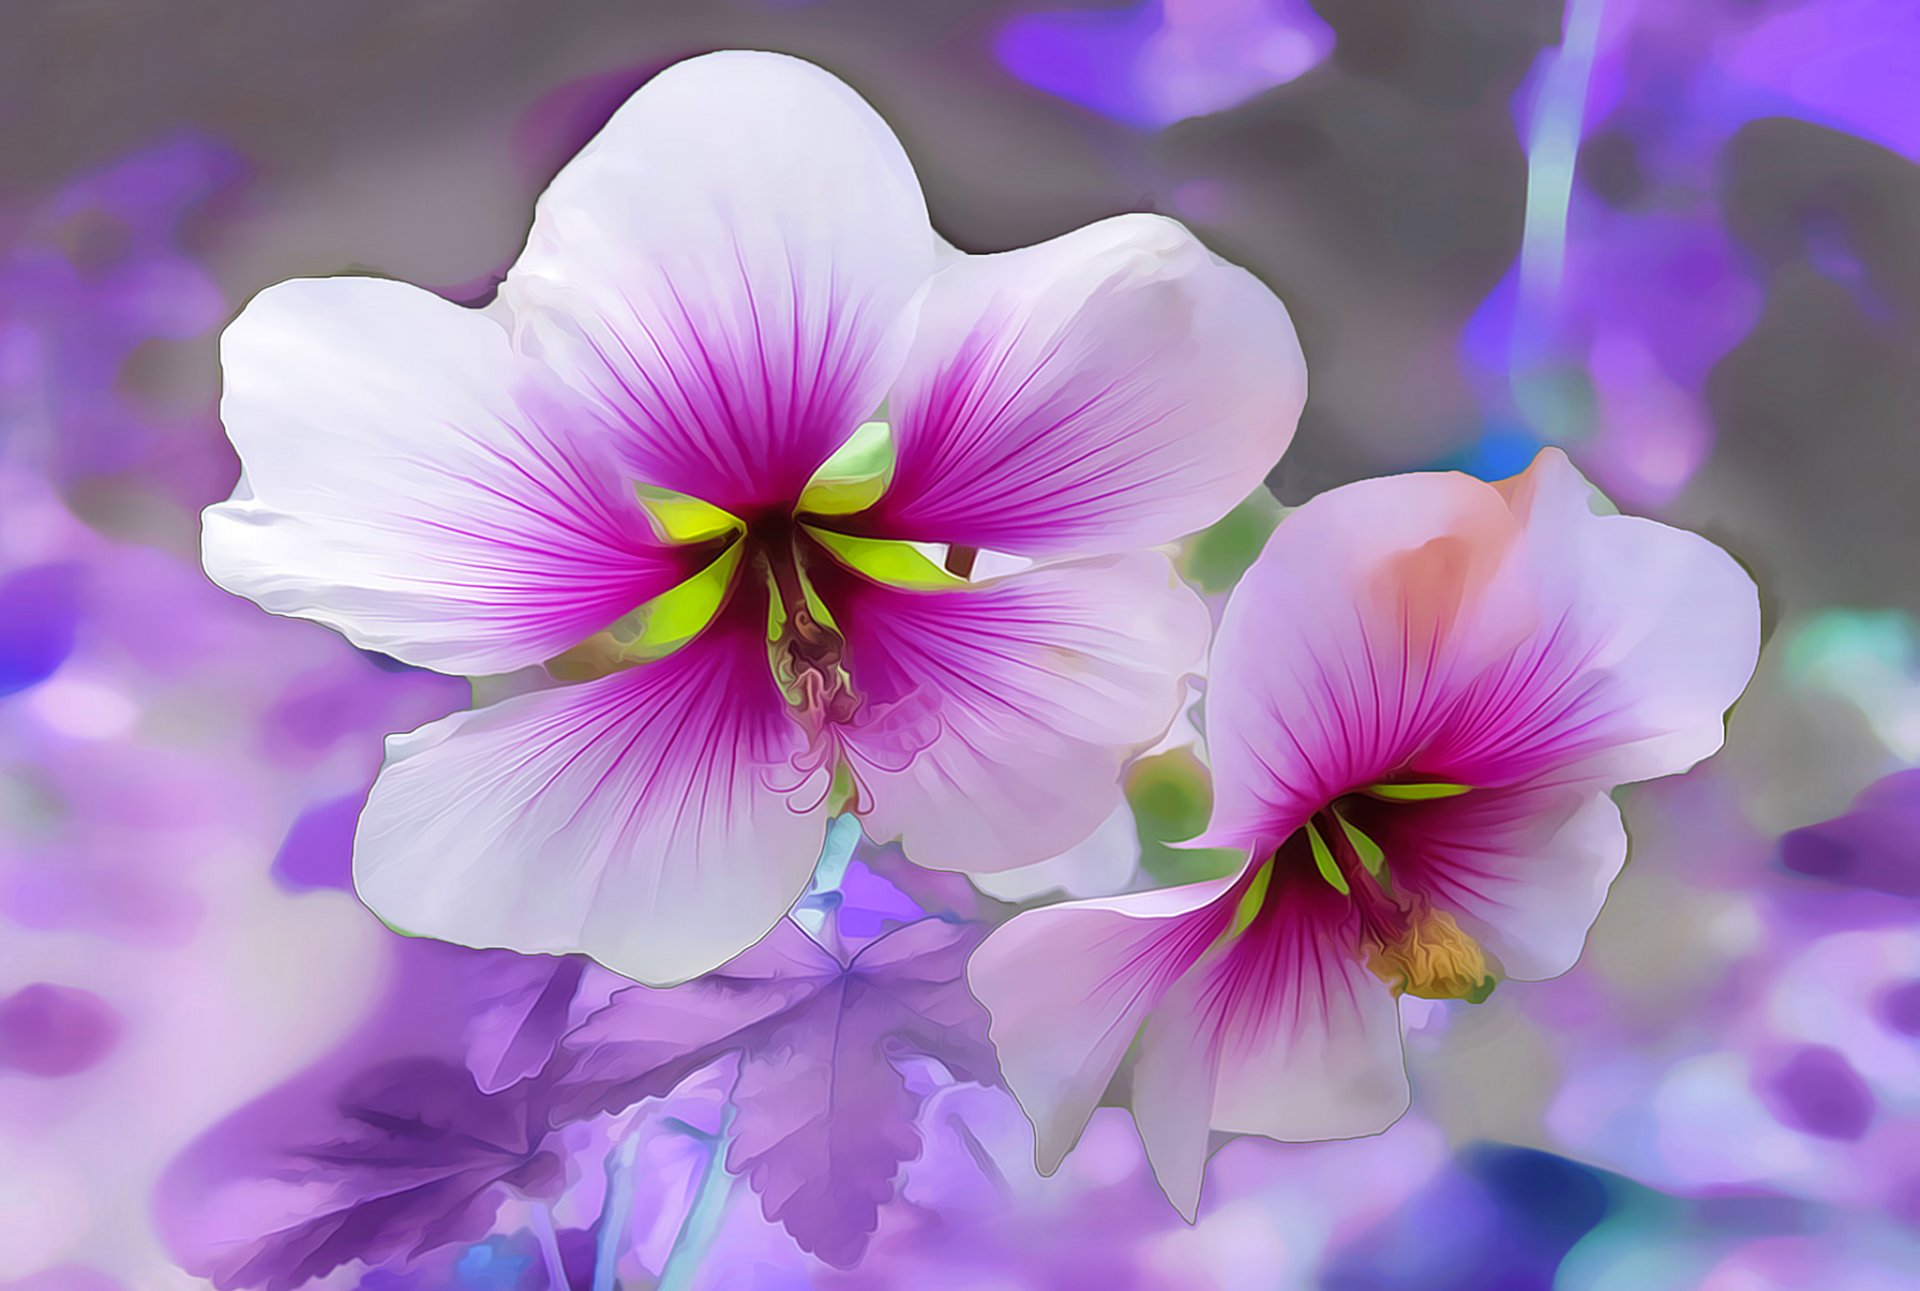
[[968, 803, 1141, 903], [865, 213, 1305, 556], [504, 51, 935, 513], [354, 611, 825, 986], [205, 277, 685, 675], [832, 550, 1209, 872]]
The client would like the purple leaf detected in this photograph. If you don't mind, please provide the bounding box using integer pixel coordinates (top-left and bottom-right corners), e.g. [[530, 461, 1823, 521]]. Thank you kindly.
[[184, 1058, 563, 1291], [549, 918, 997, 1266], [463, 954, 621, 1094]]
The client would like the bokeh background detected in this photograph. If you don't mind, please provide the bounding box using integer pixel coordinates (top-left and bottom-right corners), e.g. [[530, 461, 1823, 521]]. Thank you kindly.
[[4, 1, 1920, 1287]]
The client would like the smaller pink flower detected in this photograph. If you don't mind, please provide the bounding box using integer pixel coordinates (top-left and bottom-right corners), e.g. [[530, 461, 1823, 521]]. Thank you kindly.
[[970, 449, 1761, 1216]]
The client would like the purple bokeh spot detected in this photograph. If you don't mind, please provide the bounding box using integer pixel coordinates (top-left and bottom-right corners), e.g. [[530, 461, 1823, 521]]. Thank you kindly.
[[0, 562, 84, 697], [0, 132, 246, 497], [271, 793, 365, 892], [1760, 1045, 1876, 1141], [1875, 979, 1920, 1039], [0, 982, 124, 1078], [1778, 770, 1920, 898], [996, 0, 1332, 129]]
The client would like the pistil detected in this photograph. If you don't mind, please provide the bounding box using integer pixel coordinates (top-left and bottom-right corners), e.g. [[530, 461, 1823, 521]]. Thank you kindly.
[[761, 526, 859, 728]]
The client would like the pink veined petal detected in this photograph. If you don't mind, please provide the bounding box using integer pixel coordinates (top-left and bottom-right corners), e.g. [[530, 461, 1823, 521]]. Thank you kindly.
[[859, 213, 1306, 557], [1201, 469, 1531, 850], [353, 606, 826, 987], [503, 51, 935, 514], [1366, 783, 1629, 981], [203, 277, 690, 675], [966, 871, 1243, 1175], [1420, 448, 1762, 790], [1202, 451, 1759, 851], [829, 550, 1209, 872], [1131, 880, 1409, 1218]]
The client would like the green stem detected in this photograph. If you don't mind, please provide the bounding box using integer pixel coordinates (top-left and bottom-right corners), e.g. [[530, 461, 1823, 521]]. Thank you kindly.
[[528, 1202, 570, 1289], [656, 1108, 738, 1291]]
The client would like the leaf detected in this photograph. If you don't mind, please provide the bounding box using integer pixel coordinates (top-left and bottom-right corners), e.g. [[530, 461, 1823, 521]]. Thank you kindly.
[[548, 918, 996, 1267], [462, 954, 623, 1095], [1126, 748, 1243, 885], [1178, 487, 1283, 594], [189, 1059, 562, 1291]]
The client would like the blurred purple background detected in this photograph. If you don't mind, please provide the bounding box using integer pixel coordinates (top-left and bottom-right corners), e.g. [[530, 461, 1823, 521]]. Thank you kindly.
[[3, 1, 1919, 1287]]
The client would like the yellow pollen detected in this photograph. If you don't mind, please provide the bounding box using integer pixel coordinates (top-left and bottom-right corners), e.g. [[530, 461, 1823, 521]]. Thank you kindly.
[[1367, 907, 1497, 1003]]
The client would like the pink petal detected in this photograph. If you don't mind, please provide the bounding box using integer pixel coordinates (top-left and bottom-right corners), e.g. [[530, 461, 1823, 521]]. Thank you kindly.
[[860, 213, 1305, 557], [966, 874, 1242, 1174], [1203, 452, 1760, 850], [353, 607, 826, 986], [830, 551, 1209, 872], [503, 52, 934, 514], [1425, 448, 1762, 788], [1367, 784, 1628, 981], [1131, 880, 1409, 1217], [1203, 469, 1528, 849], [203, 277, 690, 675]]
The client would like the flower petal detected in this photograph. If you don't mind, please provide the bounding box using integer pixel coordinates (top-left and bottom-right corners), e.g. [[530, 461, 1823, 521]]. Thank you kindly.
[[504, 51, 935, 513], [1370, 784, 1629, 981], [1425, 448, 1762, 788], [861, 213, 1306, 556], [353, 607, 825, 987], [1131, 886, 1409, 1217], [831, 550, 1209, 872], [968, 802, 1142, 903], [966, 874, 1240, 1174], [204, 277, 690, 675], [1202, 470, 1528, 849], [1202, 451, 1760, 851]]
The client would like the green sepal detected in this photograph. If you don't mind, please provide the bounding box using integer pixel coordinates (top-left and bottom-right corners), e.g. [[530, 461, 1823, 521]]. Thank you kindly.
[[550, 542, 742, 678], [634, 483, 741, 545], [1335, 811, 1387, 878], [797, 421, 895, 517], [1367, 781, 1473, 802], [806, 526, 968, 590], [1228, 859, 1274, 938], [1305, 820, 1349, 895]]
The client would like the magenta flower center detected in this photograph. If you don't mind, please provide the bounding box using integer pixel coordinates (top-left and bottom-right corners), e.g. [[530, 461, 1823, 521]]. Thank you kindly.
[[1236, 782, 1497, 1003], [751, 511, 862, 729]]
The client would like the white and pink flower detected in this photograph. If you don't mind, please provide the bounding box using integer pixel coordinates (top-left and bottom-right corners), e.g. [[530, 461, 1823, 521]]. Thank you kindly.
[[201, 51, 1306, 986], [969, 449, 1761, 1216]]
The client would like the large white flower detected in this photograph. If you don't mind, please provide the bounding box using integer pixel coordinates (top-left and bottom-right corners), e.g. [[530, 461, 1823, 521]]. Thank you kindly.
[[204, 51, 1307, 986]]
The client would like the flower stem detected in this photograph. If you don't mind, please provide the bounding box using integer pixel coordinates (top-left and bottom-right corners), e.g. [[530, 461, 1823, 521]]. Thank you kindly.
[[591, 1131, 641, 1291], [792, 812, 862, 945], [657, 1107, 737, 1291], [529, 1202, 570, 1290]]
